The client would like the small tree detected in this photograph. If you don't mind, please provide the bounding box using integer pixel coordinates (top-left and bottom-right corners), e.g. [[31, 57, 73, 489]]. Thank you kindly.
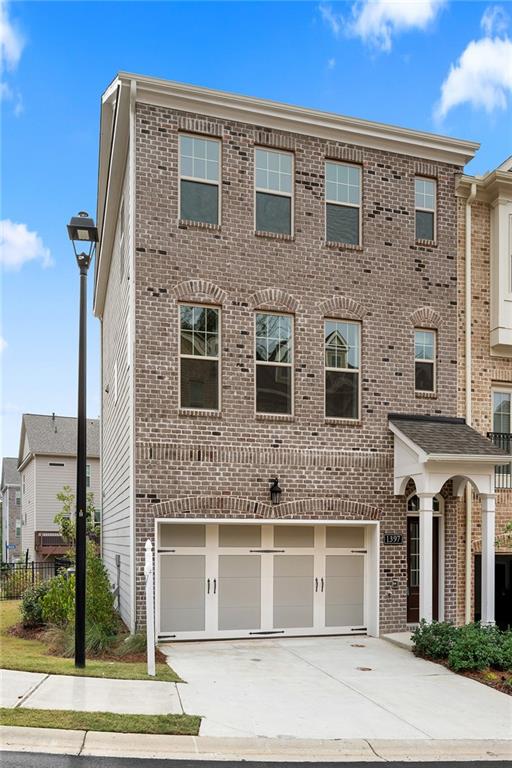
[[54, 485, 98, 548]]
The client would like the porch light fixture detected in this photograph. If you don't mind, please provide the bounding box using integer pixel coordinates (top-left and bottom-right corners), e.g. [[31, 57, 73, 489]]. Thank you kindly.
[[269, 477, 282, 505]]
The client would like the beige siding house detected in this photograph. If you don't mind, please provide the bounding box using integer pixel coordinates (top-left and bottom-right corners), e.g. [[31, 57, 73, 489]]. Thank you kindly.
[[1, 458, 21, 563], [17, 414, 100, 562]]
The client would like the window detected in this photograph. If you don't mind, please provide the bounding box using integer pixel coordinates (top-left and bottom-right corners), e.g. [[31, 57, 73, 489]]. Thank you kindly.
[[179, 135, 220, 225], [325, 320, 360, 419], [119, 199, 125, 281], [325, 162, 361, 245], [86, 464, 91, 489], [255, 313, 293, 414], [415, 177, 436, 241], [415, 329, 436, 393], [255, 148, 293, 235], [493, 390, 511, 433], [94, 508, 101, 526], [492, 390, 512, 488], [15, 519, 21, 537], [15, 490, 20, 505], [407, 494, 441, 512], [180, 305, 220, 410]]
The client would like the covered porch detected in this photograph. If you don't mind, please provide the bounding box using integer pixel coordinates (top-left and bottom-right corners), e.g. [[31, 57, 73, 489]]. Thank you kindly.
[[389, 414, 511, 625]]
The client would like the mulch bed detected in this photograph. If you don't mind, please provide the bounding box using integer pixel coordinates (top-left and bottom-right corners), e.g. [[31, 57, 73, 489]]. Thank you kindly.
[[415, 652, 512, 695]]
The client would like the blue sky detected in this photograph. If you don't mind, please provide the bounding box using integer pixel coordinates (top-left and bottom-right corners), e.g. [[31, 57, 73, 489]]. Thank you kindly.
[[1, 0, 511, 457]]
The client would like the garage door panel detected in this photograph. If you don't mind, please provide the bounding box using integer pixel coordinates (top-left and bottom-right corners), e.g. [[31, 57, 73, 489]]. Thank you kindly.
[[273, 555, 314, 629], [325, 555, 364, 628], [160, 555, 205, 633], [218, 555, 261, 630]]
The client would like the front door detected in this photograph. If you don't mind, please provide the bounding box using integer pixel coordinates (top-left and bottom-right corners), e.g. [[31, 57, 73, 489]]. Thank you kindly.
[[407, 516, 439, 623]]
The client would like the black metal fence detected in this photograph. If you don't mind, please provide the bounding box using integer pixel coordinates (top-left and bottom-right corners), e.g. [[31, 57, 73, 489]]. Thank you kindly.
[[487, 432, 512, 490], [0, 559, 72, 600]]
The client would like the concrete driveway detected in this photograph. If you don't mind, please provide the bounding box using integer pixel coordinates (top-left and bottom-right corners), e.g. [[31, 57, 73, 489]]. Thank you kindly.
[[161, 635, 512, 739]]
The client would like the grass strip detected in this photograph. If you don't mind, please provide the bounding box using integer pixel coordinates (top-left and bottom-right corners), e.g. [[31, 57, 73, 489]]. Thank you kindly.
[[0, 601, 180, 682], [0, 707, 200, 735]]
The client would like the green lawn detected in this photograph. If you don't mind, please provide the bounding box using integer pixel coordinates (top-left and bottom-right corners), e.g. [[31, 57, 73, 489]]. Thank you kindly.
[[0, 601, 179, 682], [0, 707, 200, 735]]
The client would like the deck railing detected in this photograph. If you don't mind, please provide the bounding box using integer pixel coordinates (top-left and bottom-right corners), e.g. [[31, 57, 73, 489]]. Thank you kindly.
[[34, 531, 70, 555], [487, 432, 512, 490]]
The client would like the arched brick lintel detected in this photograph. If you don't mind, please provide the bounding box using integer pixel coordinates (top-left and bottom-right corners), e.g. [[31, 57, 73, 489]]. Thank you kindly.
[[171, 279, 227, 306], [249, 287, 299, 313], [410, 306, 442, 329], [318, 296, 367, 321], [151, 496, 382, 521]]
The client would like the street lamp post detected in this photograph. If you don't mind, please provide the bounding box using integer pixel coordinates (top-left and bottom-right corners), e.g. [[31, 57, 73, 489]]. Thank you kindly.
[[67, 211, 98, 668]]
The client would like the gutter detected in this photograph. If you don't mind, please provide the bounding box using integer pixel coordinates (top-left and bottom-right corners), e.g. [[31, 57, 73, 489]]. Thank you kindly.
[[465, 182, 477, 625]]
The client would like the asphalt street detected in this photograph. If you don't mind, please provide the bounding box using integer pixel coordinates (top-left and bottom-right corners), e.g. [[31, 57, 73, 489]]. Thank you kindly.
[[1, 755, 511, 768]]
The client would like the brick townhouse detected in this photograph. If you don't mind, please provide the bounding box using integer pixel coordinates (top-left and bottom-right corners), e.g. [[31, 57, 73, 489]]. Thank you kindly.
[[457, 158, 512, 629], [94, 72, 509, 638]]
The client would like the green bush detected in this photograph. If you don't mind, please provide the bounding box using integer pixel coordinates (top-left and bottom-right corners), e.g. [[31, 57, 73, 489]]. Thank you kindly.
[[115, 632, 147, 657], [44, 621, 117, 658], [41, 571, 75, 627], [411, 620, 457, 659], [20, 580, 52, 627], [494, 631, 512, 672], [85, 546, 117, 635], [448, 624, 501, 672]]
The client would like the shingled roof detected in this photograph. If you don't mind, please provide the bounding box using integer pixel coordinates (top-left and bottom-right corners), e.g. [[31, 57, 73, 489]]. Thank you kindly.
[[388, 414, 510, 458], [18, 414, 100, 467], [1, 457, 20, 489]]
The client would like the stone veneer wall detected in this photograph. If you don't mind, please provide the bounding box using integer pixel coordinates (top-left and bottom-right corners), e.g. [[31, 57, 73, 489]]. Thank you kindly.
[[133, 101, 462, 633], [456, 197, 512, 624]]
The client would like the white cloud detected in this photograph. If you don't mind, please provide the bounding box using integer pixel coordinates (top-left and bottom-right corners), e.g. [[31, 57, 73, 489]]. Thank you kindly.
[[319, 0, 445, 52], [0, 336, 7, 353], [0, 2, 23, 71], [436, 8, 512, 120], [327, 57, 336, 70], [481, 5, 509, 37], [0, 220, 53, 271]]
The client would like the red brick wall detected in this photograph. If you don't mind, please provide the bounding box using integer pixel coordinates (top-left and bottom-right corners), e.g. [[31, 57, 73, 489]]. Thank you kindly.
[[132, 102, 462, 632]]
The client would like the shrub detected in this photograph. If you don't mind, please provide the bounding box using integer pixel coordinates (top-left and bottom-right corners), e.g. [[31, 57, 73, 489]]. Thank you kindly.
[[447, 624, 498, 672], [44, 621, 117, 658], [20, 580, 52, 627], [41, 571, 75, 627], [115, 632, 147, 657], [494, 631, 512, 672], [411, 620, 457, 659]]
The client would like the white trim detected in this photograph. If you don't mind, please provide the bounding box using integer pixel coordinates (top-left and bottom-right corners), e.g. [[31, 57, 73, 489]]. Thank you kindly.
[[178, 302, 221, 413], [155, 518, 379, 642], [415, 176, 437, 242], [254, 310, 294, 417], [178, 133, 222, 226], [129, 78, 137, 632], [406, 492, 445, 622]]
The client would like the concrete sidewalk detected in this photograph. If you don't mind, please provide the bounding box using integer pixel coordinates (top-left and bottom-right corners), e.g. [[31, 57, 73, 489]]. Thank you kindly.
[[1, 726, 512, 762]]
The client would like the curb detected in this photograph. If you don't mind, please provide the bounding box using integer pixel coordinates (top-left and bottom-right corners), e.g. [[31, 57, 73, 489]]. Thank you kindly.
[[1, 727, 512, 762]]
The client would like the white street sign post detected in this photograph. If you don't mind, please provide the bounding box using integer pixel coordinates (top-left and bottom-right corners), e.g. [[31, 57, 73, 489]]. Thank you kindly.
[[144, 539, 156, 676]]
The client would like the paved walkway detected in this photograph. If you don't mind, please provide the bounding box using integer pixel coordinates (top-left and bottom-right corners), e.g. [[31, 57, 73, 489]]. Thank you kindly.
[[161, 635, 512, 740]]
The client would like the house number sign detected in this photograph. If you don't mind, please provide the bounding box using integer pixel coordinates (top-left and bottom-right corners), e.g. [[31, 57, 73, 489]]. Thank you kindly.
[[383, 533, 403, 545]]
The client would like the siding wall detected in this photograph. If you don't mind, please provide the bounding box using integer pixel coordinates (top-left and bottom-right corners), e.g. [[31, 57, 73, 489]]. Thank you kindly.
[[100, 160, 133, 629], [20, 459, 35, 561], [33, 455, 100, 530]]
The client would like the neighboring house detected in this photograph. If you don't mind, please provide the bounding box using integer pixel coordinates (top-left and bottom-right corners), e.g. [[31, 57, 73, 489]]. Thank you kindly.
[[457, 158, 512, 630], [17, 414, 100, 562], [1, 458, 22, 563], [94, 72, 508, 638]]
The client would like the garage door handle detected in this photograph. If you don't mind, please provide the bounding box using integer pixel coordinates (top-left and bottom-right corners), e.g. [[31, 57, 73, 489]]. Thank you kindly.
[[213, 578, 217, 595], [321, 578, 324, 593], [315, 577, 318, 592], [207, 578, 210, 594]]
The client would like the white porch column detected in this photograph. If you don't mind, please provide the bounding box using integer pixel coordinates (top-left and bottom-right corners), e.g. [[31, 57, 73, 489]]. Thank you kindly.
[[480, 494, 496, 626], [418, 493, 433, 623]]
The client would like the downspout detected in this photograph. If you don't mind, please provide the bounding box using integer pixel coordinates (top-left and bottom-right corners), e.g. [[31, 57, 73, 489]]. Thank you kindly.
[[465, 182, 477, 624]]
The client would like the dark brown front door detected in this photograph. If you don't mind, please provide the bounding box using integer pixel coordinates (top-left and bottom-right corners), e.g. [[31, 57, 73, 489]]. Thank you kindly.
[[407, 516, 439, 623]]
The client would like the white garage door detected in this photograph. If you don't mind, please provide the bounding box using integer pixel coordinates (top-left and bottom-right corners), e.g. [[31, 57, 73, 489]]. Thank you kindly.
[[157, 523, 368, 641]]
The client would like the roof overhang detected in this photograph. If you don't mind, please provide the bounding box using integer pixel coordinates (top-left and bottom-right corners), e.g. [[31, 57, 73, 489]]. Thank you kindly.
[[456, 169, 512, 204], [389, 418, 510, 497]]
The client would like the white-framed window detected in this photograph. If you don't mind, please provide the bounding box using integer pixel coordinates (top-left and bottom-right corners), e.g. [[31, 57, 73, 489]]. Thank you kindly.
[[492, 388, 512, 488], [325, 162, 361, 245], [179, 304, 220, 410], [94, 508, 101, 526], [414, 329, 436, 393], [119, 198, 125, 282], [255, 148, 293, 235], [15, 490, 20, 505], [415, 177, 436, 241], [179, 134, 220, 225], [255, 312, 293, 414], [324, 320, 361, 420], [86, 464, 91, 489], [15, 519, 21, 537]]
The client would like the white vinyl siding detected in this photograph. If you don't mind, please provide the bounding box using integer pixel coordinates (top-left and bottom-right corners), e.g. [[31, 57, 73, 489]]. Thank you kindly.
[[33, 455, 100, 532]]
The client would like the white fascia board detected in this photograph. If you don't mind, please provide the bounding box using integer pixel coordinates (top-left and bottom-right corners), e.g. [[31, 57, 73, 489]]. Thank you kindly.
[[389, 422, 428, 463], [426, 453, 512, 464], [457, 171, 512, 203], [124, 72, 478, 166]]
